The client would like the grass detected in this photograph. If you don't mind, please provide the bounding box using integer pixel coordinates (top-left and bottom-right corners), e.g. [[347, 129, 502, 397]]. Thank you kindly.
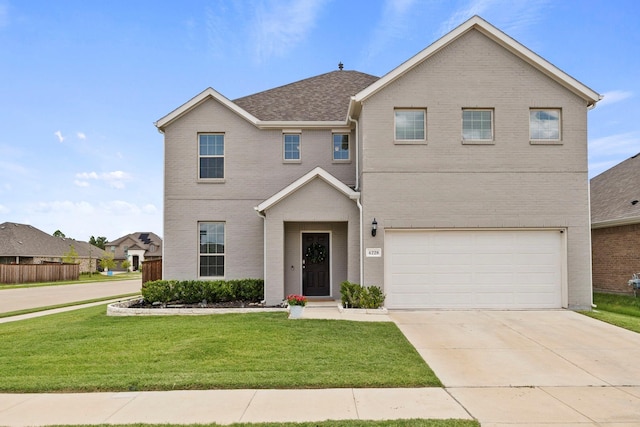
[[0, 305, 440, 392], [56, 421, 479, 427], [0, 272, 141, 290], [581, 292, 640, 333]]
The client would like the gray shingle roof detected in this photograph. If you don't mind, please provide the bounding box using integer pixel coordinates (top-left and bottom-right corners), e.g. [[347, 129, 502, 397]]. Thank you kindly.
[[0, 222, 105, 258], [591, 154, 640, 224], [233, 70, 379, 121]]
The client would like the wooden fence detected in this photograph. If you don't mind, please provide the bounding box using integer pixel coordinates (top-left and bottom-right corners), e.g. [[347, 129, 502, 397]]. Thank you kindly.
[[0, 263, 80, 284], [142, 259, 162, 283]]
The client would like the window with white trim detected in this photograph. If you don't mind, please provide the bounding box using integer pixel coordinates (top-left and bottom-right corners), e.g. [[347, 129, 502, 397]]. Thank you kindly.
[[199, 134, 224, 179], [333, 134, 349, 160], [283, 134, 300, 161], [530, 109, 561, 141], [462, 109, 493, 140], [199, 222, 224, 277], [394, 109, 426, 141]]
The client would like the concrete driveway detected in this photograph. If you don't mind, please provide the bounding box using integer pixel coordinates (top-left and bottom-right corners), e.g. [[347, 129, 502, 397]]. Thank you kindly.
[[391, 310, 640, 426]]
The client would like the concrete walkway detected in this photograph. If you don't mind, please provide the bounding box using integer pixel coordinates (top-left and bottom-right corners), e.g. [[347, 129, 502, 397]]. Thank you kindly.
[[2, 304, 640, 425]]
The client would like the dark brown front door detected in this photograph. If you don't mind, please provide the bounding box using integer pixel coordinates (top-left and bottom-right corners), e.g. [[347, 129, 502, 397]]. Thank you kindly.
[[302, 233, 330, 296]]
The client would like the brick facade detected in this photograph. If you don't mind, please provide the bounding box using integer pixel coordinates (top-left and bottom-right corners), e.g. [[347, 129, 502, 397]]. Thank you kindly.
[[591, 223, 640, 294]]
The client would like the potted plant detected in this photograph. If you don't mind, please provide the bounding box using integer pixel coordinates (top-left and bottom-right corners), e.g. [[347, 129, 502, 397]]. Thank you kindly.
[[286, 294, 307, 319]]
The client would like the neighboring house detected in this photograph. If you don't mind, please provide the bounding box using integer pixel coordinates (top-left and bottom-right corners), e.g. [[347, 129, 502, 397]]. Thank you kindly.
[[107, 232, 162, 271], [590, 154, 640, 294], [0, 222, 104, 272], [155, 16, 600, 309]]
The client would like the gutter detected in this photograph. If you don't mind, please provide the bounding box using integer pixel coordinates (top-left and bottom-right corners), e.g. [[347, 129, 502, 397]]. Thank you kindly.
[[348, 112, 363, 284], [254, 208, 267, 303]]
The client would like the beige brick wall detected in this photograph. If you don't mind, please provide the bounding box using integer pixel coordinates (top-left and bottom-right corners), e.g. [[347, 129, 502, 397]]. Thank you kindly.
[[358, 29, 593, 309]]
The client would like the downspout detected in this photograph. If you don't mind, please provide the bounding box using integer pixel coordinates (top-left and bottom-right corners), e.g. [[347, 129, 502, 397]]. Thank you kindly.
[[348, 113, 363, 284], [255, 208, 267, 303]]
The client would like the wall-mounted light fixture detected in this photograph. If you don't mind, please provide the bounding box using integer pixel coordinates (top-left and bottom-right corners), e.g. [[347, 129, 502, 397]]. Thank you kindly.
[[371, 218, 378, 237]]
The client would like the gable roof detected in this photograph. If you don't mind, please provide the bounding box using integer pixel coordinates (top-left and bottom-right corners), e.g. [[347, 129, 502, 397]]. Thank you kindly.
[[591, 154, 640, 228], [255, 167, 360, 213], [352, 15, 601, 108], [234, 70, 378, 121], [0, 222, 105, 258], [155, 71, 378, 131], [109, 232, 162, 250]]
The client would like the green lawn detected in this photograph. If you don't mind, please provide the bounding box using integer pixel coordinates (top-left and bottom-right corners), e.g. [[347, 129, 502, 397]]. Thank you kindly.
[[582, 292, 640, 333], [0, 305, 440, 392]]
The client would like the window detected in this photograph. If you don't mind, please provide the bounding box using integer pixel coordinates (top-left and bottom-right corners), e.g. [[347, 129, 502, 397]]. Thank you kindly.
[[333, 134, 350, 160], [462, 109, 493, 140], [530, 109, 561, 141], [395, 109, 425, 141], [284, 134, 300, 161], [199, 134, 224, 179], [199, 222, 224, 277]]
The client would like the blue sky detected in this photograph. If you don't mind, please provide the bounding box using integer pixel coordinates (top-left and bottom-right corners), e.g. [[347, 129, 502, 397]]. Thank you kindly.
[[0, 0, 638, 241]]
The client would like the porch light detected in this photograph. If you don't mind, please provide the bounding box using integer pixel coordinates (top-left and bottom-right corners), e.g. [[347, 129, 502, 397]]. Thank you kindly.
[[371, 218, 378, 237]]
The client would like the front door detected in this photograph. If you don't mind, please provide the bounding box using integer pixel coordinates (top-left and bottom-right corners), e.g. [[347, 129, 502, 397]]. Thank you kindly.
[[302, 233, 330, 296]]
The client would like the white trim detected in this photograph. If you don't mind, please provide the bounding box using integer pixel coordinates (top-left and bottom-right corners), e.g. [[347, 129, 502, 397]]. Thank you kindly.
[[592, 216, 640, 229], [255, 167, 360, 213], [300, 231, 332, 298], [353, 16, 601, 107]]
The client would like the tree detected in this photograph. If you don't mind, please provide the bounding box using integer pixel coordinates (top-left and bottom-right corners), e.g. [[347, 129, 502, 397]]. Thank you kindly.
[[89, 236, 108, 250], [53, 230, 66, 238], [121, 260, 131, 271], [62, 245, 79, 264], [100, 252, 116, 271]]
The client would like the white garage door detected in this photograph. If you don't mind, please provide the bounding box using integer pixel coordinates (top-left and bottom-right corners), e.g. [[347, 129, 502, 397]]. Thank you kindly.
[[385, 230, 564, 309]]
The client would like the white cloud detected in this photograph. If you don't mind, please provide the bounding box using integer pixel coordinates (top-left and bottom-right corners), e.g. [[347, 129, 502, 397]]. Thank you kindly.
[[0, 1, 8, 29], [142, 204, 159, 214], [362, 0, 419, 64], [75, 170, 132, 189], [597, 90, 633, 108], [589, 132, 640, 177], [251, 0, 327, 63], [74, 180, 90, 187], [438, 0, 549, 37], [76, 132, 87, 140], [54, 130, 64, 143]]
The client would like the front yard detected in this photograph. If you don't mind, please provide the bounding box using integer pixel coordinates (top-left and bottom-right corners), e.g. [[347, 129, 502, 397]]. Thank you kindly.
[[0, 305, 440, 392]]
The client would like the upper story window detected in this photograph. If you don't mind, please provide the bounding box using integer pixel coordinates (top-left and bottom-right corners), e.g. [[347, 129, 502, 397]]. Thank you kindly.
[[530, 109, 561, 142], [333, 134, 350, 161], [395, 109, 426, 142], [462, 109, 493, 141], [199, 134, 224, 179], [199, 222, 225, 277], [284, 134, 301, 161]]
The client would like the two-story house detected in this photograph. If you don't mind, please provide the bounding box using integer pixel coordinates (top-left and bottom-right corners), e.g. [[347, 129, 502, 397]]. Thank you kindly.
[[155, 16, 600, 309]]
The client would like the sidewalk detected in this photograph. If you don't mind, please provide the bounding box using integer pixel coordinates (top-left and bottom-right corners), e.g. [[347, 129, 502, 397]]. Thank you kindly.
[[0, 388, 471, 426]]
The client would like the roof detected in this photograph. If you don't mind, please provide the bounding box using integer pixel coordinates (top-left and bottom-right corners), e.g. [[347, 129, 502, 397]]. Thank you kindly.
[[0, 222, 105, 258], [591, 154, 640, 228], [255, 167, 360, 213], [109, 232, 162, 250], [234, 70, 378, 121], [352, 15, 601, 108], [155, 71, 378, 131]]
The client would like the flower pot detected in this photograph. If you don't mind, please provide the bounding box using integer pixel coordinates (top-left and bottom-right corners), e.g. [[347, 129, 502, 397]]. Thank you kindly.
[[288, 305, 304, 319]]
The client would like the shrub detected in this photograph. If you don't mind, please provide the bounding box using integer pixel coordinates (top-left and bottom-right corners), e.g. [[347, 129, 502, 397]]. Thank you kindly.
[[340, 281, 385, 309], [141, 279, 264, 305]]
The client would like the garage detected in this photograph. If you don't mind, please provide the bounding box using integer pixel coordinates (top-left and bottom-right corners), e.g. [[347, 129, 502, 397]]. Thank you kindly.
[[384, 229, 565, 309]]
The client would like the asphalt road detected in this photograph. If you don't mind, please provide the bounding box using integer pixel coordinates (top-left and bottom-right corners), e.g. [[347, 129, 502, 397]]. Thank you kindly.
[[0, 279, 142, 313]]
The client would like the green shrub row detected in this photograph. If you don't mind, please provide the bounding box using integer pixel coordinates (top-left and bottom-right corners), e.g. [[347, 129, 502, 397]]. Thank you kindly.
[[340, 281, 385, 309], [141, 279, 264, 304]]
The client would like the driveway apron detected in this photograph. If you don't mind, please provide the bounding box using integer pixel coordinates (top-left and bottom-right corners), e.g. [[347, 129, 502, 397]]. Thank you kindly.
[[391, 310, 640, 426]]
